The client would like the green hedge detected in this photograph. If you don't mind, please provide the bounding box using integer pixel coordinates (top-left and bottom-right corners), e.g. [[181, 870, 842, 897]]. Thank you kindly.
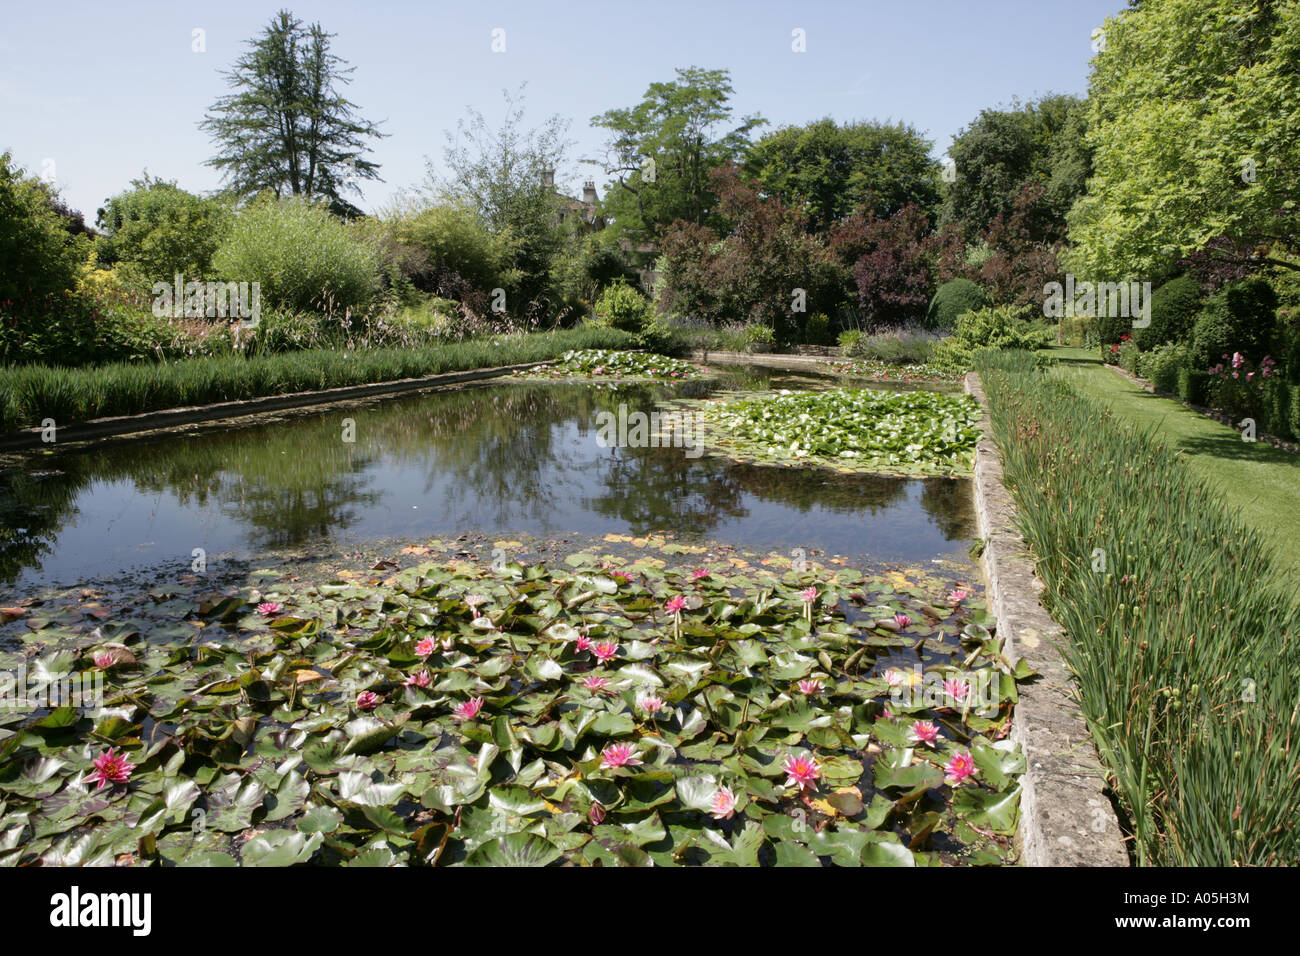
[[975, 349, 1300, 866]]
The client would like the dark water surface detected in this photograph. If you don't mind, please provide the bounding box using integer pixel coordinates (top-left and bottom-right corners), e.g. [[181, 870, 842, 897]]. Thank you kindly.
[[0, 368, 976, 590]]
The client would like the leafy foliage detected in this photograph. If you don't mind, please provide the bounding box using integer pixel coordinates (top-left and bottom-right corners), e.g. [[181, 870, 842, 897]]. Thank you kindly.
[[95, 174, 232, 281]]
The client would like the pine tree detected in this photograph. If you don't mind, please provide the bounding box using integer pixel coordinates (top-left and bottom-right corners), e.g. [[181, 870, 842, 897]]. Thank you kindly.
[[199, 9, 384, 217]]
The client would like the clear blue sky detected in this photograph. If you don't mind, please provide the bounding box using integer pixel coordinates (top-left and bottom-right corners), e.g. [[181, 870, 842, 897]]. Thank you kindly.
[[1, 0, 1124, 221]]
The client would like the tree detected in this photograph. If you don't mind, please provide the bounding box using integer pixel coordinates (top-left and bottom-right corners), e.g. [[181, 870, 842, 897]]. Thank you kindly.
[[745, 118, 940, 233], [591, 67, 765, 253], [941, 94, 1090, 244], [425, 86, 573, 321], [200, 9, 384, 217], [0, 151, 87, 310], [1066, 0, 1300, 281]]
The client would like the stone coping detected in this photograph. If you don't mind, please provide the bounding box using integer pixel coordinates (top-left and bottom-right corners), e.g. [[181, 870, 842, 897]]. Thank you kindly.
[[963, 371, 1129, 867], [0, 362, 545, 452]]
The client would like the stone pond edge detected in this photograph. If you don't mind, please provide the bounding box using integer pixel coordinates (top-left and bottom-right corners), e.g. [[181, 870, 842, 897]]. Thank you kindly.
[[963, 371, 1129, 867]]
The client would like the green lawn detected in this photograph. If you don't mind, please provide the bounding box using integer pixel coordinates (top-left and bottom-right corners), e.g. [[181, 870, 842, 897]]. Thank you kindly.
[[1045, 346, 1300, 575]]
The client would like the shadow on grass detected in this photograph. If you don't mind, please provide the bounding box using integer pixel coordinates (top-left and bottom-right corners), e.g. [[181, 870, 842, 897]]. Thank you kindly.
[[1175, 432, 1300, 469]]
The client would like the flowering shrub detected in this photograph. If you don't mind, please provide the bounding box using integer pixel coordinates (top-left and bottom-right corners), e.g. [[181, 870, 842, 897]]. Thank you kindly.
[[1206, 351, 1279, 422]]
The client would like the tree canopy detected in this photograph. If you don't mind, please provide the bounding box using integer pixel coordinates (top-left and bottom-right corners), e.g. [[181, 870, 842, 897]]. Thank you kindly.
[[744, 118, 941, 232], [1066, 0, 1300, 281], [591, 67, 765, 252]]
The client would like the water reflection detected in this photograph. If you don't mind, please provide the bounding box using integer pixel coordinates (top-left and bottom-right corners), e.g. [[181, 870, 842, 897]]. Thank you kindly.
[[0, 374, 976, 588]]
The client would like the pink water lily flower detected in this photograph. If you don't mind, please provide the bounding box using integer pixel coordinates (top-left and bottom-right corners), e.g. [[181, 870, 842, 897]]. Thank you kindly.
[[944, 750, 977, 785], [910, 720, 941, 747], [256, 602, 283, 616], [690, 568, 709, 581], [884, 668, 907, 688], [464, 594, 488, 610], [600, 743, 643, 769], [709, 786, 738, 820], [575, 634, 594, 653], [582, 675, 610, 692], [664, 595, 687, 614], [797, 678, 822, 695], [415, 637, 437, 658], [592, 641, 618, 663], [92, 652, 116, 670], [800, 587, 818, 602], [86, 747, 135, 790], [453, 697, 484, 720], [948, 589, 968, 604], [895, 613, 911, 628], [943, 678, 970, 703], [638, 695, 665, 715], [783, 753, 822, 792], [403, 670, 432, 689], [588, 802, 607, 825], [356, 691, 381, 711]]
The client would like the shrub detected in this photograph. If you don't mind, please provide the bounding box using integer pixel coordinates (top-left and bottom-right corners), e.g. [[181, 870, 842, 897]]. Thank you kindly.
[[1260, 376, 1293, 440], [1177, 366, 1209, 406], [95, 176, 231, 281], [1139, 342, 1191, 394], [1118, 338, 1141, 375], [803, 312, 832, 345], [388, 202, 506, 296], [930, 305, 1051, 370], [1190, 278, 1278, 368], [212, 196, 380, 313], [837, 329, 862, 351], [593, 280, 652, 332], [741, 323, 776, 352], [0, 152, 87, 310], [924, 278, 990, 333], [1291, 383, 1300, 440], [1135, 274, 1201, 350]]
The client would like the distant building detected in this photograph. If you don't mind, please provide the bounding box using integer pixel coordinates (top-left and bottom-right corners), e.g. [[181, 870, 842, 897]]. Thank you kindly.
[[543, 168, 604, 229]]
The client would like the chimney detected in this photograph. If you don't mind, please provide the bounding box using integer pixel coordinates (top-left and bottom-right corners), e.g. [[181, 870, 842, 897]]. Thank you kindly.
[[582, 181, 597, 205], [541, 167, 555, 190]]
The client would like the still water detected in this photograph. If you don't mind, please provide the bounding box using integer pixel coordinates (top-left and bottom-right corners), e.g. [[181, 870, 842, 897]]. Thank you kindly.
[[0, 370, 976, 590]]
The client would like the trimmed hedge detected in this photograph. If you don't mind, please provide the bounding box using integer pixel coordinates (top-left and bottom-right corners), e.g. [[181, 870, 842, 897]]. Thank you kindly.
[[1177, 366, 1209, 406], [1190, 278, 1278, 367], [1135, 274, 1201, 350], [924, 278, 990, 333]]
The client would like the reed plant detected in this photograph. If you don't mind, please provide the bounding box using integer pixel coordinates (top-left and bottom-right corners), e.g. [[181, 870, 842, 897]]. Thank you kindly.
[[976, 349, 1300, 865]]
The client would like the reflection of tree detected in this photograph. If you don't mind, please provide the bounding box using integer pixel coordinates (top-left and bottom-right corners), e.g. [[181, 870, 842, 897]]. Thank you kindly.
[[0, 468, 85, 584], [587, 448, 749, 534], [0, 376, 975, 585], [917, 477, 976, 542], [727, 464, 910, 514]]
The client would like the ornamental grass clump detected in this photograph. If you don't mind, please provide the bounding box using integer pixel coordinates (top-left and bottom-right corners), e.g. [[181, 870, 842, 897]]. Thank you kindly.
[[976, 349, 1300, 866]]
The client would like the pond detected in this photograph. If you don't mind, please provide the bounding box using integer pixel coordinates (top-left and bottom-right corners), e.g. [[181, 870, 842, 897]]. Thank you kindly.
[[0, 367, 977, 591], [0, 363, 1022, 868]]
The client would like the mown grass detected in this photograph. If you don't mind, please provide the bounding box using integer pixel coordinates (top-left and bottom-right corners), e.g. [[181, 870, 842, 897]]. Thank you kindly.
[[0, 326, 637, 432], [976, 349, 1300, 866], [1047, 345, 1300, 576]]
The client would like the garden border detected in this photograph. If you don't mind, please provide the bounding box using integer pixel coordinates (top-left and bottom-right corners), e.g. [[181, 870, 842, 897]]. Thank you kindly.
[[0, 361, 546, 452], [964, 371, 1129, 867]]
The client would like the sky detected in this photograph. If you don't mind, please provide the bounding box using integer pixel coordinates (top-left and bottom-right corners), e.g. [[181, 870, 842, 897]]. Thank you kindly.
[[1, 0, 1125, 222]]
